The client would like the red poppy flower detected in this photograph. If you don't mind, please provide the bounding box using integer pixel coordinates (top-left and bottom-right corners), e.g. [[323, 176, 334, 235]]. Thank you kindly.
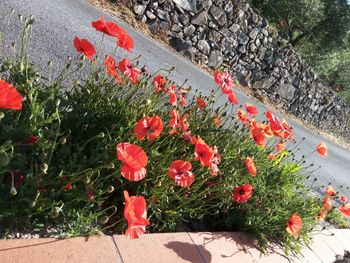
[[325, 185, 335, 196], [117, 143, 148, 181], [276, 141, 285, 153], [194, 141, 214, 167], [118, 58, 140, 84], [0, 80, 23, 110], [322, 196, 332, 210], [104, 55, 123, 83], [214, 70, 234, 94], [167, 160, 195, 187], [265, 111, 293, 140], [233, 184, 253, 203], [123, 190, 150, 239], [92, 17, 124, 37], [286, 213, 302, 238], [317, 142, 327, 157], [250, 126, 266, 147], [179, 88, 188, 107], [73, 37, 96, 61], [169, 85, 177, 106], [340, 195, 347, 203], [153, 74, 167, 93], [116, 31, 134, 52], [196, 96, 206, 109], [134, 115, 163, 141], [104, 55, 117, 76], [245, 157, 257, 177], [262, 124, 273, 138], [169, 109, 189, 135], [245, 103, 258, 116], [212, 115, 221, 127], [339, 203, 350, 217], [318, 209, 328, 220], [268, 153, 275, 160], [226, 90, 238, 105], [236, 109, 250, 124]]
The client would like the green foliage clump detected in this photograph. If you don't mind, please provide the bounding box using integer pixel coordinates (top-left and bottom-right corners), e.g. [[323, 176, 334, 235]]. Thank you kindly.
[[0, 16, 331, 254]]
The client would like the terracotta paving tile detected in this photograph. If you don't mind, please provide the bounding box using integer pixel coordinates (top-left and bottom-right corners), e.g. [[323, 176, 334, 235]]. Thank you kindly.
[[0, 236, 122, 263], [113, 232, 204, 263], [188, 232, 260, 262]]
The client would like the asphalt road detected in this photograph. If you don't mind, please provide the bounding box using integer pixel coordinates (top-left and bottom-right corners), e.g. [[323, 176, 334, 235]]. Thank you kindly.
[[1, 0, 350, 197]]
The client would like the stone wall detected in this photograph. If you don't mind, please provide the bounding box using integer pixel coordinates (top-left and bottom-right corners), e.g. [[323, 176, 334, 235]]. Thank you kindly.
[[129, 0, 350, 138]]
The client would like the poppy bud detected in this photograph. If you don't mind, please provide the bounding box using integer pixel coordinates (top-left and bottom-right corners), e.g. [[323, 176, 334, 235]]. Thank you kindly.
[[0, 112, 4, 120], [10, 186, 17, 196], [0, 153, 10, 166], [141, 66, 147, 73], [97, 132, 105, 138], [98, 216, 109, 225], [59, 137, 67, 145], [49, 209, 60, 218], [29, 201, 36, 208], [28, 15, 35, 25], [106, 163, 115, 169], [18, 14, 24, 23], [40, 163, 48, 174], [83, 177, 90, 184], [107, 186, 114, 193], [55, 99, 61, 107]]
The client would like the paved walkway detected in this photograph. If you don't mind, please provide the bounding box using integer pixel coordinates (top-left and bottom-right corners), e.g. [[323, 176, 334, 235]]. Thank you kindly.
[[0, 229, 349, 262]]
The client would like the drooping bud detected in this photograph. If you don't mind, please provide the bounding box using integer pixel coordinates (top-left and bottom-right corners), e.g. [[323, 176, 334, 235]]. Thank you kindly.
[[59, 137, 67, 145], [98, 216, 109, 225], [0, 152, 10, 166], [106, 186, 114, 193], [49, 209, 59, 218], [40, 163, 48, 174], [106, 163, 115, 169], [10, 186, 17, 196], [96, 132, 105, 138], [83, 177, 90, 184]]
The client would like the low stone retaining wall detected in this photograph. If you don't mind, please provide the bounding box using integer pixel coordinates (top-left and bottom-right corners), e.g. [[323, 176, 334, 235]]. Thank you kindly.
[[128, 0, 349, 139]]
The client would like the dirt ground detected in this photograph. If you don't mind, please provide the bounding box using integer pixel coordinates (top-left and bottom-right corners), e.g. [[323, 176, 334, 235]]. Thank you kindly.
[[88, 0, 349, 149]]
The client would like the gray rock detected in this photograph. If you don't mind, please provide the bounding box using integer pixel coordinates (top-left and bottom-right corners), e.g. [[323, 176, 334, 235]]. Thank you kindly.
[[173, 0, 198, 13], [255, 77, 276, 90], [238, 45, 246, 53], [249, 28, 259, 40], [197, 0, 212, 9], [224, 2, 233, 13], [197, 39, 210, 54], [209, 5, 227, 27], [208, 30, 222, 43], [208, 50, 224, 67], [184, 25, 196, 36], [238, 34, 249, 45], [191, 10, 208, 25], [279, 84, 296, 100], [146, 11, 156, 20], [237, 10, 245, 19], [133, 5, 146, 16], [171, 24, 182, 32], [229, 23, 240, 33]]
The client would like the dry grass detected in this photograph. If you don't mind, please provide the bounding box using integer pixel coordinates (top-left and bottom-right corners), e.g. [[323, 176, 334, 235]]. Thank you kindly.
[[88, 0, 350, 150]]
